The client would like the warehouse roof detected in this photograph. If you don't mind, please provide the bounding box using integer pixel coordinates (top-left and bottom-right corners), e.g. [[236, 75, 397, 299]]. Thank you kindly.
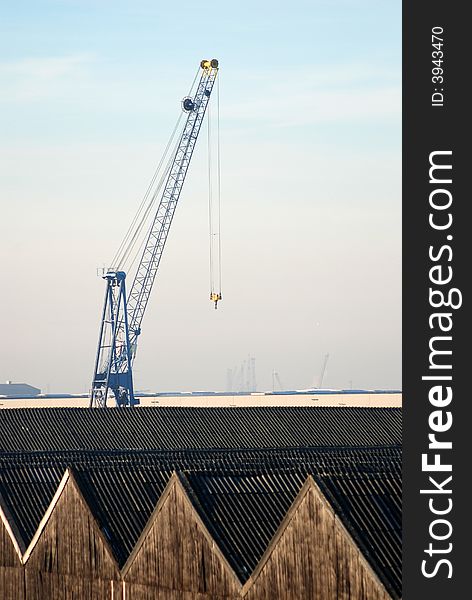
[[0, 446, 400, 549], [0, 447, 401, 598], [181, 466, 401, 597], [0, 406, 401, 452], [0, 406, 401, 597], [0, 383, 40, 397]]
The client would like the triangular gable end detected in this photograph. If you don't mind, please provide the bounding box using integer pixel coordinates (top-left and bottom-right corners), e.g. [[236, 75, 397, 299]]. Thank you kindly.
[[242, 475, 394, 600], [122, 471, 242, 597], [22, 468, 120, 579]]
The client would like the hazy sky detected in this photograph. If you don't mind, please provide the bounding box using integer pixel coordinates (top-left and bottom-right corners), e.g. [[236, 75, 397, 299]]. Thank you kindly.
[[0, 1, 401, 393]]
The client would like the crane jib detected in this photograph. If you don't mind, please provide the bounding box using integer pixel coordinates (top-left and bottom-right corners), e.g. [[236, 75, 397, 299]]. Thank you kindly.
[[89, 59, 219, 408]]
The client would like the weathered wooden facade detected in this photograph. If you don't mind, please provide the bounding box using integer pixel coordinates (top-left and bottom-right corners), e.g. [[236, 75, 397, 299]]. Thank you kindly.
[[21, 471, 121, 600], [0, 407, 402, 599], [1, 467, 400, 599], [242, 477, 392, 600], [122, 474, 241, 599], [0, 498, 25, 600]]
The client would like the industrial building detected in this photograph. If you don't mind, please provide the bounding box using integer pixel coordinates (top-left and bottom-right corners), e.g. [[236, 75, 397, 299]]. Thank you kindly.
[[0, 382, 40, 397], [0, 407, 401, 599], [0, 389, 402, 409]]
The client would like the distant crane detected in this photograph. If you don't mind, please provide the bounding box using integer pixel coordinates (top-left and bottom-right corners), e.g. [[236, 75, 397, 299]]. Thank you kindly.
[[230, 356, 256, 392], [226, 368, 233, 392], [90, 59, 219, 408], [318, 353, 329, 388], [250, 356, 257, 392], [272, 370, 284, 392]]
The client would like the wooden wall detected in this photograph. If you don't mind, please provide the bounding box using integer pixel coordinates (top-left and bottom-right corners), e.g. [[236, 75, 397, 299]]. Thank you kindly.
[[242, 480, 392, 600], [0, 519, 25, 600], [24, 474, 121, 600], [123, 476, 241, 600], [1, 473, 396, 600]]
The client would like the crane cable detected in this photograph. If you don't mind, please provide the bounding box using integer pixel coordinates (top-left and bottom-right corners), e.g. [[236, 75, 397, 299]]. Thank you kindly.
[[208, 73, 222, 309], [207, 94, 214, 297], [110, 67, 201, 272], [217, 74, 222, 300], [125, 109, 190, 276], [118, 130, 181, 273], [113, 119, 182, 271]]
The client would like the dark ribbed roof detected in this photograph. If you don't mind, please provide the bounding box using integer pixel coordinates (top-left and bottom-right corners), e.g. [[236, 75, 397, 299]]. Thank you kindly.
[[183, 465, 401, 598], [0, 446, 401, 597], [0, 463, 64, 546], [0, 406, 401, 597], [316, 469, 401, 598], [0, 407, 401, 452], [180, 469, 305, 578], [0, 446, 399, 550]]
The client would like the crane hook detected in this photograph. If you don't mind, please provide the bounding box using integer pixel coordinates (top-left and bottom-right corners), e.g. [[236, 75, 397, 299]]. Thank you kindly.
[[210, 292, 222, 309]]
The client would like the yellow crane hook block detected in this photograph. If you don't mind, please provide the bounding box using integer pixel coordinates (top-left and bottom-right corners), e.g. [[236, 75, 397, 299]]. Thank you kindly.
[[210, 292, 222, 309]]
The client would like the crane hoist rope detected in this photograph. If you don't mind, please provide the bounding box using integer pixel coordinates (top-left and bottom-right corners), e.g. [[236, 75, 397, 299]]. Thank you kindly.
[[217, 75, 222, 299], [116, 129, 182, 273], [110, 112, 184, 271], [89, 59, 220, 408], [207, 73, 222, 309]]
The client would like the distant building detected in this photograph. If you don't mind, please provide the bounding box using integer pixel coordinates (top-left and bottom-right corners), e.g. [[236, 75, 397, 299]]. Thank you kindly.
[[0, 381, 40, 396]]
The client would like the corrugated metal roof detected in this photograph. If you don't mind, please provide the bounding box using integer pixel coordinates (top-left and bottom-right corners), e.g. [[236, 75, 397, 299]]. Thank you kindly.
[[0, 447, 401, 597], [0, 462, 63, 546], [180, 464, 401, 597], [0, 446, 400, 548], [0, 406, 401, 597], [0, 406, 401, 451], [316, 469, 401, 598]]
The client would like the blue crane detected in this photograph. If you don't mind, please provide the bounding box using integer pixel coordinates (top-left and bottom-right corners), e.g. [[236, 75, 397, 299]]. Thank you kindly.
[[89, 59, 219, 408]]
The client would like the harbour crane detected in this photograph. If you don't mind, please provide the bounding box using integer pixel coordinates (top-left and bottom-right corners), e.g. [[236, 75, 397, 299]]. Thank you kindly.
[[272, 370, 284, 392], [90, 59, 219, 408], [317, 353, 329, 388]]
